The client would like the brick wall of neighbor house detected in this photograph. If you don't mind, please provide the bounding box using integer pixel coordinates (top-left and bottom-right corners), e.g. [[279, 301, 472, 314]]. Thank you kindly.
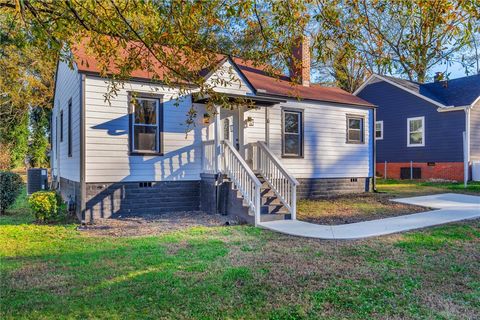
[[83, 181, 200, 222], [297, 178, 371, 199], [376, 162, 464, 181], [59, 177, 81, 220]]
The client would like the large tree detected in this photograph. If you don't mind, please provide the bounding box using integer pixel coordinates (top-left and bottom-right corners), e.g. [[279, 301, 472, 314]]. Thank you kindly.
[[0, 10, 56, 169], [310, 0, 479, 89], [350, 0, 478, 82]]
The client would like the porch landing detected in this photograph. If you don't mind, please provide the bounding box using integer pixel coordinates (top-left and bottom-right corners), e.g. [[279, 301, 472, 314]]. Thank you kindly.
[[258, 193, 480, 239]]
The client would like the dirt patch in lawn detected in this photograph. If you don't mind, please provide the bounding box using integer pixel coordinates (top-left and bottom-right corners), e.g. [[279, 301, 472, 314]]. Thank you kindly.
[[297, 193, 429, 225], [79, 211, 231, 237]]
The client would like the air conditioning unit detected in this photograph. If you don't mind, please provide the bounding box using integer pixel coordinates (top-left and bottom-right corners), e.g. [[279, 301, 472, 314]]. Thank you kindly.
[[27, 168, 48, 195]]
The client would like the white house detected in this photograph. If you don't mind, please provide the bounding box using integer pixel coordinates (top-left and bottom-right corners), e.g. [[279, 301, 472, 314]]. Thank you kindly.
[[51, 38, 375, 225]]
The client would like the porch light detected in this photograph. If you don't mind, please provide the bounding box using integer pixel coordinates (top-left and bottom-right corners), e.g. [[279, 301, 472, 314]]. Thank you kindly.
[[246, 116, 254, 127], [203, 113, 211, 124]]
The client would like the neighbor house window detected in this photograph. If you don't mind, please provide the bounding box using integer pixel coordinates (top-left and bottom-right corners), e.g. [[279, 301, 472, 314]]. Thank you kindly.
[[375, 120, 383, 140], [346, 115, 364, 143], [60, 110, 64, 142], [407, 116, 425, 147], [282, 109, 303, 157], [67, 99, 72, 157], [130, 96, 162, 154]]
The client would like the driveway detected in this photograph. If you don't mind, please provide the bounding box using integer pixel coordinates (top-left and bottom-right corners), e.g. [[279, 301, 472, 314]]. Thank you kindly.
[[259, 193, 480, 239]]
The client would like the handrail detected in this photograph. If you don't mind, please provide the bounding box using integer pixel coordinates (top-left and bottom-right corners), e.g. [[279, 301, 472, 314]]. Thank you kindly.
[[223, 140, 262, 225], [202, 140, 216, 174], [256, 141, 299, 186], [252, 141, 299, 220]]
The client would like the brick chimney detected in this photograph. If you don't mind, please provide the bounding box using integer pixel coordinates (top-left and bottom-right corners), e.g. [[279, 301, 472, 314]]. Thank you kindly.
[[289, 35, 311, 87]]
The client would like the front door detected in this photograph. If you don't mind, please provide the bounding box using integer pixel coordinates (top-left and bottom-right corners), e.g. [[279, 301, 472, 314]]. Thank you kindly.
[[222, 111, 240, 151]]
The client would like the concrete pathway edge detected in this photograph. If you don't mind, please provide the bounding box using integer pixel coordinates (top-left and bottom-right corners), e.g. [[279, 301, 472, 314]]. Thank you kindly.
[[258, 193, 480, 240]]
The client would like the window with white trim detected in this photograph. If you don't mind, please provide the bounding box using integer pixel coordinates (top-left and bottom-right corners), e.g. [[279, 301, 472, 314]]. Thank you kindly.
[[346, 115, 364, 143], [375, 120, 383, 140], [407, 116, 425, 147], [131, 97, 161, 153], [282, 109, 303, 157]]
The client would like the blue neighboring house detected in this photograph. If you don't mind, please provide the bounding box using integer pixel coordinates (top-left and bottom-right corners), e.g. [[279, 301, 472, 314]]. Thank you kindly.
[[355, 74, 480, 182]]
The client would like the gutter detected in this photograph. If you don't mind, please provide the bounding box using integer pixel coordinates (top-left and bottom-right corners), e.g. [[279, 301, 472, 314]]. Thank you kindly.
[[80, 74, 87, 224], [437, 105, 466, 112]]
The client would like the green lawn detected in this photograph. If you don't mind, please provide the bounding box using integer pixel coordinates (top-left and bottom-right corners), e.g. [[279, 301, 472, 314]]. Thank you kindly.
[[1, 186, 479, 319], [377, 179, 480, 197]]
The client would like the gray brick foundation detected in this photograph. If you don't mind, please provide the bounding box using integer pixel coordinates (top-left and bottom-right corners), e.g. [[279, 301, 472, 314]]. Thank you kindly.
[[297, 178, 371, 199], [200, 173, 219, 214], [84, 180, 200, 222], [59, 177, 81, 220]]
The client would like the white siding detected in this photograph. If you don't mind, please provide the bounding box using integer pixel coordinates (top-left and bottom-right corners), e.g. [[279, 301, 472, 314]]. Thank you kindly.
[[83, 73, 372, 183], [244, 107, 267, 144], [205, 60, 254, 95], [267, 100, 372, 178], [51, 61, 81, 182], [84, 76, 209, 183]]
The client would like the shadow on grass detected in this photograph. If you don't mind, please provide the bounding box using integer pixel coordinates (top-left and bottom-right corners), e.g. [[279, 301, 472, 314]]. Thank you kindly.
[[0, 226, 273, 319]]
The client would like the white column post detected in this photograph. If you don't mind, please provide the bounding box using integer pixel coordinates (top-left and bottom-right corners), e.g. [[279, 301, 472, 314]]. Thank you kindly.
[[214, 105, 221, 173], [291, 185, 297, 221]]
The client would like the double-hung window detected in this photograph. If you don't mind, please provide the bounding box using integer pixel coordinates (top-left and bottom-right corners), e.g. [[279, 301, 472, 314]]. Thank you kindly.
[[407, 116, 425, 147], [130, 96, 162, 154], [375, 120, 383, 140], [346, 115, 364, 143], [282, 109, 303, 157]]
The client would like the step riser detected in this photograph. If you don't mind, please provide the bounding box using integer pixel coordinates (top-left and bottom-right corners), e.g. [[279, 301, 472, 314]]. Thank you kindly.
[[230, 174, 291, 222]]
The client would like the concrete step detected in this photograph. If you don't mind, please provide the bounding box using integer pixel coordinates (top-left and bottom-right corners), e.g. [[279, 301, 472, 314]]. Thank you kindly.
[[260, 213, 292, 222], [261, 204, 289, 215], [261, 195, 282, 206], [261, 188, 276, 197]]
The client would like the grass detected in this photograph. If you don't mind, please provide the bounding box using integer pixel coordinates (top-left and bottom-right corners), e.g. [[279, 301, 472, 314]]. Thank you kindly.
[[1, 187, 479, 319], [296, 179, 480, 224], [297, 193, 425, 224], [377, 179, 480, 197]]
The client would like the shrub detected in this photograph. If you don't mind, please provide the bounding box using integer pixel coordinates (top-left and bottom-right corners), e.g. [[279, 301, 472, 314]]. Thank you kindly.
[[0, 171, 23, 214], [28, 191, 63, 222]]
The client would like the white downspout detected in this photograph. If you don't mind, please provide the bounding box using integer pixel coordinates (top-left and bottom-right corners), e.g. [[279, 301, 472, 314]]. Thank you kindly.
[[214, 105, 222, 173], [464, 107, 471, 187]]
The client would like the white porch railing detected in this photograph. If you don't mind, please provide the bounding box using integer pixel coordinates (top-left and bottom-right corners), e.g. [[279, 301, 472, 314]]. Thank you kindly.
[[251, 141, 299, 220], [223, 140, 262, 225], [202, 140, 217, 174]]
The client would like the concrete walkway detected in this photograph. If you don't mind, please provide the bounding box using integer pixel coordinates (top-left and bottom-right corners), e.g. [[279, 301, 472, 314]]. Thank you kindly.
[[258, 193, 480, 240]]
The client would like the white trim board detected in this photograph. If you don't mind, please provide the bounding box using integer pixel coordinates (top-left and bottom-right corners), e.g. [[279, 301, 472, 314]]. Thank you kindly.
[[407, 116, 425, 147]]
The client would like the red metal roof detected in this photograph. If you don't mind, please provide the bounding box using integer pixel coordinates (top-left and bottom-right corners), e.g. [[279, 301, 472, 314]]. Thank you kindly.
[[72, 40, 374, 107]]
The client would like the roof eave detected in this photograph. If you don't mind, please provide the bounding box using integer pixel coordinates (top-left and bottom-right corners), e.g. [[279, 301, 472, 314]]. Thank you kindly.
[[255, 91, 375, 108]]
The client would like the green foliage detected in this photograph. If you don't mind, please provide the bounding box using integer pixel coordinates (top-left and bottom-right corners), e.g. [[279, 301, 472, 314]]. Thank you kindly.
[[28, 191, 63, 222], [0, 114, 29, 169], [0, 171, 23, 214], [28, 107, 50, 167]]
